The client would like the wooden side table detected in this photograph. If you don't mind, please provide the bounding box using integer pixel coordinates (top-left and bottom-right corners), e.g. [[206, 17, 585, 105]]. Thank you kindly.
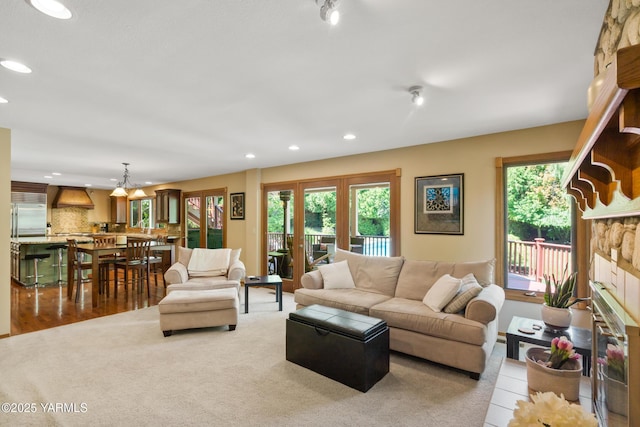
[[505, 315, 592, 376]]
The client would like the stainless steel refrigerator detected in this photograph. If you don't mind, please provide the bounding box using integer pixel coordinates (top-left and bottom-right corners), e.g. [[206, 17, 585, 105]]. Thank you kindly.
[[10, 192, 47, 237]]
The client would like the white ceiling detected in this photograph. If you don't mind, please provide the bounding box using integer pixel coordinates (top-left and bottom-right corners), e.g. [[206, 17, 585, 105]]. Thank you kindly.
[[1, 0, 609, 190]]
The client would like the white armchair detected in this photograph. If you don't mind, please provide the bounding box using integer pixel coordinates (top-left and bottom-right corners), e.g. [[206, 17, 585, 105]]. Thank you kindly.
[[164, 247, 245, 294]]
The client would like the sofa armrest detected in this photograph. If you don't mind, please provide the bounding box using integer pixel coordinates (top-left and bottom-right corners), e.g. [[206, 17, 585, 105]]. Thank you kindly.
[[300, 270, 324, 289], [164, 262, 189, 285], [465, 284, 505, 325], [227, 260, 246, 281]]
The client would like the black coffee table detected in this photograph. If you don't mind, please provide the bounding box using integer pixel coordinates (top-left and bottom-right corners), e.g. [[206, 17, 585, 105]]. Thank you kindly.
[[506, 315, 592, 376], [244, 275, 282, 313]]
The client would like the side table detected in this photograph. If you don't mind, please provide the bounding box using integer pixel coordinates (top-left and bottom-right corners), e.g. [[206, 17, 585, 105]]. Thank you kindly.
[[244, 275, 282, 314], [505, 315, 592, 376]]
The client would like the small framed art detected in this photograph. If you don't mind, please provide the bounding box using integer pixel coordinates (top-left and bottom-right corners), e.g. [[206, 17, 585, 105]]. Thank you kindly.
[[414, 173, 464, 235], [230, 192, 245, 220]]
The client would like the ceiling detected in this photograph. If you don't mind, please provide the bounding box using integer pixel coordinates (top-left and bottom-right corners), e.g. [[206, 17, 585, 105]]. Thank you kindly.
[[1, 0, 609, 190]]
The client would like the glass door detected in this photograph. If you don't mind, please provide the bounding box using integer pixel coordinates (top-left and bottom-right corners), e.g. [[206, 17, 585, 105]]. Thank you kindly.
[[185, 196, 201, 249], [348, 183, 390, 256], [302, 183, 338, 272], [265, 187, 295, 290], [205, 195, 224, 249], [184, 189, 226, 249]]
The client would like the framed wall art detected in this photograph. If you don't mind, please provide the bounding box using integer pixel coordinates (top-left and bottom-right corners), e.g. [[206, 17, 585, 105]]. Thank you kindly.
[[414, 173, 464, 235], [230, 192, 245, 220]]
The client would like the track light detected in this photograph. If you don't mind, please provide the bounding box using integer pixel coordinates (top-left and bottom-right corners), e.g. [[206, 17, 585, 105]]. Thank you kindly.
[[318, 0, 340, 26], [409, 85, 424, 107]]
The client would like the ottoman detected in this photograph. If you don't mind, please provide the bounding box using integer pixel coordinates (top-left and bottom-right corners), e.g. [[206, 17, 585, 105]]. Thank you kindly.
[[159, 288, 239, 336], [286, 304, 389, 392]]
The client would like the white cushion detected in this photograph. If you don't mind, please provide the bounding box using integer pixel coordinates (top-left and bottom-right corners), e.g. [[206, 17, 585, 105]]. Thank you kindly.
[[188, 248, 231, 277], [318, 260, 356, 290], [422, 274, 461, 312]]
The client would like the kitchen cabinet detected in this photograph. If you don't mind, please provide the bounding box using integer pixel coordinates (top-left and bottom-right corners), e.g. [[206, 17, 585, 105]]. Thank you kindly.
[[111, 196, 127, 224], [156, 189, 181, 224]]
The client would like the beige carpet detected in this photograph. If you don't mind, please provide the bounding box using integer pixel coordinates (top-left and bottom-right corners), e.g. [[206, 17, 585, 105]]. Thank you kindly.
[[0, 287, 504, 426]]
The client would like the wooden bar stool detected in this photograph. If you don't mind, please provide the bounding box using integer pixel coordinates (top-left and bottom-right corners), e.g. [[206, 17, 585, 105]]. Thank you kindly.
[[114, 238, 151, 298], [67, 239, 92, 302], [93, 235, 121, 296]]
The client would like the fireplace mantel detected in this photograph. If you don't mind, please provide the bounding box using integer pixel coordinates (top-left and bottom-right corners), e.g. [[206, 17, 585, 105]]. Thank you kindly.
[[562, 43, 640, 219]]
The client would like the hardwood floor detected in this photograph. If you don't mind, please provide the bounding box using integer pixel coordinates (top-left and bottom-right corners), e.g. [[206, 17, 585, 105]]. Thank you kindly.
[[10, 274, 166, 336]]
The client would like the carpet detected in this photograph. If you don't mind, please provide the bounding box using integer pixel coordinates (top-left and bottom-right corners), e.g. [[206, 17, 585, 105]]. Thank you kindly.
[[0, 287, 504, 426]]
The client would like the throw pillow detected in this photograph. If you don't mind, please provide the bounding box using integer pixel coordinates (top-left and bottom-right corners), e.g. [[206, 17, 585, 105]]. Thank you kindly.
[[319, 260, 356, 290], [443, 273, 483, 313], [422, 274, 461, 312]]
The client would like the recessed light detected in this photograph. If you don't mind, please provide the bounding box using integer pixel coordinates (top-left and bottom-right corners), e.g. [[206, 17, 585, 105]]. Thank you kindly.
[[44, 175, 53, 179], [145, 181, 153, 185], [0, 59, 32, 74], [110, 178, 118, 182], [245, 153, 255, 159], [52, 172, 61, 176], [0, 96, 8, 104], [343, 133, 356, 140], [84, 184, 92, 187], [27, 0, 72, 20], [289, 145, 300, 151]]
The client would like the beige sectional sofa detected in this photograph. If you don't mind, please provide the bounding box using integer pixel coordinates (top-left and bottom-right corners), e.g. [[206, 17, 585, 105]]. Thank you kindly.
[[164, 247, 245, 294], [294, 249, 505, 379]]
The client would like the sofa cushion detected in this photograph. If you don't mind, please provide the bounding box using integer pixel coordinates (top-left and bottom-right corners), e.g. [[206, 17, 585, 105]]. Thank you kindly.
[[451, 259, 495, 287], [395, 260, 454, 301], [333, 248, 404, 297], [395, 258, 496, 300], [318, 260, 356, 289], [443, 273, 483, 313], [422, 274, 461, 312], [294, 288, 391, 315], [369, 298, 487, 346], [177, 246, 193, 266]]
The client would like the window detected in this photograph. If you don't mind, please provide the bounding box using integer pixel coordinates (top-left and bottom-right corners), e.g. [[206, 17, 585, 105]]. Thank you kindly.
[[496, 151, 589, 303], [130, 198, 154, 228]]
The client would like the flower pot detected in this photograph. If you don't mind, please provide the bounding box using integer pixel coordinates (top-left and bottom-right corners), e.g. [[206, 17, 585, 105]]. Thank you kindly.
[[541, 303, 572, 329], [525, 347, 582, 401], [605, 375, 628, 416]]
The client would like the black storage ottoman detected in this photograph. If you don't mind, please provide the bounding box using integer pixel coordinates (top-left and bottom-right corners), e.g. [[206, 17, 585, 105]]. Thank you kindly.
[[286, 304, 389, 392]]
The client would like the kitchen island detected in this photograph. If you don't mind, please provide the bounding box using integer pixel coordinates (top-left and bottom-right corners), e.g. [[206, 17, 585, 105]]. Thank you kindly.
[[11, 233, 178, 287]]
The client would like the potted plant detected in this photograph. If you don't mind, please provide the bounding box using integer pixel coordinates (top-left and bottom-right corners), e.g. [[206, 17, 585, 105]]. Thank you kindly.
[[541, 267, 589, 329], [526, 336, 583, 401]]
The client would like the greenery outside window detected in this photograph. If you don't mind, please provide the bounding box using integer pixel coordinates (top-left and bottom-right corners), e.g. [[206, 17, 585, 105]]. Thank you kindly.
[[495, 151, 589, 304], [130, 198, 154, 228]]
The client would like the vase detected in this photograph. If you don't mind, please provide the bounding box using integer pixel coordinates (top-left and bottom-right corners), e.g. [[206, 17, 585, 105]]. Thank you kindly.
[[541, 303, 572, 330], [525, 347, 582, 401], [605, 375, 628, 416]]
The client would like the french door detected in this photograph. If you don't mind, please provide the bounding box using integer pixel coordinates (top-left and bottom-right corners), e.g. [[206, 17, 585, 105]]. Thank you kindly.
[[184, 189, 226, 249], [263, 170, 399, 292]]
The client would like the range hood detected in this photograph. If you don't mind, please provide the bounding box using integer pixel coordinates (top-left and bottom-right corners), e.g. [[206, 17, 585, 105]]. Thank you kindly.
[[52, 186, 95, 209]]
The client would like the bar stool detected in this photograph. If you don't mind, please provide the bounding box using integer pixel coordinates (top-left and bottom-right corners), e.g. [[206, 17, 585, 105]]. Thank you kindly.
[[46, 244, 67, 285], [67, 239, 92, 302], [24, 253, 51, 286]]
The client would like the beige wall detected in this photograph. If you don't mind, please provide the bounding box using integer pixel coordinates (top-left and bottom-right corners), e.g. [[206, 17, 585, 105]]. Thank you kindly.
[[1, 128, 10, 336], [260, 120, 583, 266]]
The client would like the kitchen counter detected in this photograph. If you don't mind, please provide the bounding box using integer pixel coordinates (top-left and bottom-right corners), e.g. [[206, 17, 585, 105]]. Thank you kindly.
[[10, 233, 180, 244]]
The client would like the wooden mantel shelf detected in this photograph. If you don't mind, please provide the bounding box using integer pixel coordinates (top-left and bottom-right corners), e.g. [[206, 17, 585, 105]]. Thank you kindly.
[[563, 43, 640, 219]]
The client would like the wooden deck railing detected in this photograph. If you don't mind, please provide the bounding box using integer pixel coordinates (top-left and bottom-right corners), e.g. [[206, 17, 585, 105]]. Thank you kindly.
[[508, 238, 571, 282], [266, 233, 389, 257]]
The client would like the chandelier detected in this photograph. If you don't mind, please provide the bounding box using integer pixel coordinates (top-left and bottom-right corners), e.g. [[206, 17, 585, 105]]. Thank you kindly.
[[110, 162, 147, 198]]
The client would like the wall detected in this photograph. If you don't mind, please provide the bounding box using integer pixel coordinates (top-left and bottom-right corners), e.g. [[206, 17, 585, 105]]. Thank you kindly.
[[1, 129, 10, 336], [260, 120, 584, 263]]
